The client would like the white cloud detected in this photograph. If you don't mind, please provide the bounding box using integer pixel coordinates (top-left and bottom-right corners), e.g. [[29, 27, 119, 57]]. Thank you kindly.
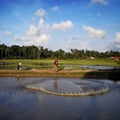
[[51, 6, 59, 11], [51, 20, 74, 31], [14, 9, 74, 48], [107, 32, 120, 51], [64, 36, 91, 51], [14, 34, 50, 47], [115, 32, 120, 42], [35, 9, 47, 18], [27, 25, 39, 35], [14, 35, 27, 41], [82, 25, 106, 38], [64, 40, 91, 51], [5, 31, 11, 36], [91, 0, 109, 5], [38, 18, 50, 32], [14, 8, 51, 47], [39, 18, 44, 26], [114, 32, 120, 48], [14, 23, 51, 46], [25, 34, 50, 46]]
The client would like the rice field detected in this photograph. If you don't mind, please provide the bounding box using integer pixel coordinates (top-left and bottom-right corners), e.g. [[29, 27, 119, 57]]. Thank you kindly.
[[0, 58, 119, 70]]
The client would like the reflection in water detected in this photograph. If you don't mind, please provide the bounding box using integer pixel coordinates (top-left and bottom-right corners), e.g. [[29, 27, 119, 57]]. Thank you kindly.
[[64, 64, 120, 70], [54, 77, 58, 91], [80, 65, 120, 70], [0, 77, 120, 120]]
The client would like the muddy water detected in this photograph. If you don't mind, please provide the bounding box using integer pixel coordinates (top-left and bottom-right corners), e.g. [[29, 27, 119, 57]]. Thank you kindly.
[[0, 77, 120, 120]]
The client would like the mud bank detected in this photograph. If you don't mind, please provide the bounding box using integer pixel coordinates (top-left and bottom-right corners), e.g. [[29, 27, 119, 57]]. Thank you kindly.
[[0, 69, 120, 80]]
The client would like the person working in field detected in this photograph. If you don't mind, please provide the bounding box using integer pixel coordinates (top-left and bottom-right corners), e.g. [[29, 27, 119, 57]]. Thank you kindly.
[[17, 62, 22, 70], [54, 57, 58, 72]]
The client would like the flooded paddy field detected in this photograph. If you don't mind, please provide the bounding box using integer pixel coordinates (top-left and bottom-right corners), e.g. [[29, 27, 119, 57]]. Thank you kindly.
[[0, 77, 120, 120]]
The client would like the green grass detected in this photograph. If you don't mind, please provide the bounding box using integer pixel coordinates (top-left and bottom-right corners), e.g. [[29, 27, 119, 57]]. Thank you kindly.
[[0, 58, 120, 70]]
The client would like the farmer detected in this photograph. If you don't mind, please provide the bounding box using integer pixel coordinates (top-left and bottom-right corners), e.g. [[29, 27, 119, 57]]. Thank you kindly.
[[17, 62, 22, 70], [54, 57, 58, 72]]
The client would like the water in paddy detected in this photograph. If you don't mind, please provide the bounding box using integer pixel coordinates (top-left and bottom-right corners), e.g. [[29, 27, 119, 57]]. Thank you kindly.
[[0, 77, 120, 120]]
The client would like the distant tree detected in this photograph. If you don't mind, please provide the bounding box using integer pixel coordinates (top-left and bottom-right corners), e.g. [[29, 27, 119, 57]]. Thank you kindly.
[[0, 44, 7, 59], [0, 44, 120, 59]]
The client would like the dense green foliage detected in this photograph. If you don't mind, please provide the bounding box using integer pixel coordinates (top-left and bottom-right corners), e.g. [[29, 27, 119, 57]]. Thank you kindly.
[[0, 44, 120, 59], [0, 59, 120, 70]]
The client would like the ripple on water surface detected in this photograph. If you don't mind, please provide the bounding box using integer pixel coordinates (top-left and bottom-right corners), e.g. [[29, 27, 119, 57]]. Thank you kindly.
[[25, 79, 110, 96]]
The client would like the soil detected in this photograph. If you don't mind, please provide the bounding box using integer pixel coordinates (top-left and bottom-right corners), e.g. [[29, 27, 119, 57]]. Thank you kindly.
[[0, 69, 96, 77], [0, 69, 119, 81]]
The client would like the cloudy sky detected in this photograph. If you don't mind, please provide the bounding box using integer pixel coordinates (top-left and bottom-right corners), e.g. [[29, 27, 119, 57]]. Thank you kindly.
[[0, 0, 120, 51]]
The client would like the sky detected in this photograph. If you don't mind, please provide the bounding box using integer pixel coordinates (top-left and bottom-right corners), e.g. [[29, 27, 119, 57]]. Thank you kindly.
[[0, 0, 120, 52]]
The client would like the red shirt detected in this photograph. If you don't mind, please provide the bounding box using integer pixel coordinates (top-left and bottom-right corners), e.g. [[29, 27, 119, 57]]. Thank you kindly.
[[54, 59, 58, 66]]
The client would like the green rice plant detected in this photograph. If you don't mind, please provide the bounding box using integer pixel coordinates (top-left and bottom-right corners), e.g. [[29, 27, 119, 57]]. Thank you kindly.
[[0, 58, 119, 70]]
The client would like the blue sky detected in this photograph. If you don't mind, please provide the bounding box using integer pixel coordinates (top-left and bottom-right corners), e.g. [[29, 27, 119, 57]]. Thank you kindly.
[[0, 0, 120, 51]]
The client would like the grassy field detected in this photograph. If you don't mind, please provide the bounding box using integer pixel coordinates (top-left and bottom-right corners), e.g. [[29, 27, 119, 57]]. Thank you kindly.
[[0, 58, 120, 70]]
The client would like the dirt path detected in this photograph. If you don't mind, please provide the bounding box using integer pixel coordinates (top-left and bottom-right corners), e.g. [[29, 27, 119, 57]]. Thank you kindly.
[[0, 69, 97, 77], [0, 69, 120, 80], [0, 69, 96, 73]]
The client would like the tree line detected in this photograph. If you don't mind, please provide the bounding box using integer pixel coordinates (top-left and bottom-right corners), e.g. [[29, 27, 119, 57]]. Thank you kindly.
[[0, 44, 120, 59]]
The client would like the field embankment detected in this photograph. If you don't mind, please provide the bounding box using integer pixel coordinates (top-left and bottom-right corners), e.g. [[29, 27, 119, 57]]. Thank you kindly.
[[0, 69, 120, 81], [0, 59, 120, 80], [0, 59, 120, 70]]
